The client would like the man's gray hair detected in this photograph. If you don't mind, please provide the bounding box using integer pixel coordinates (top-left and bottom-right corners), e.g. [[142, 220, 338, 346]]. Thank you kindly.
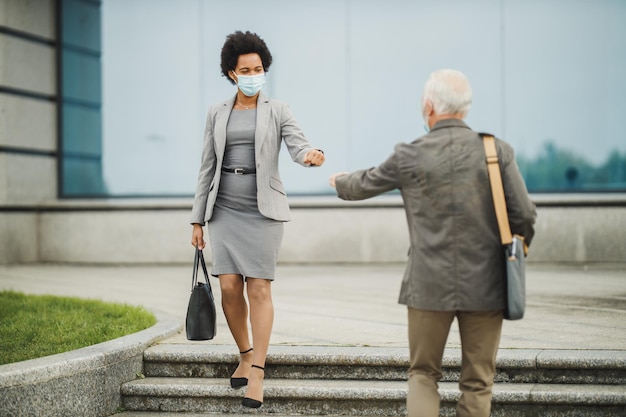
[[422, 69, 472, 116]]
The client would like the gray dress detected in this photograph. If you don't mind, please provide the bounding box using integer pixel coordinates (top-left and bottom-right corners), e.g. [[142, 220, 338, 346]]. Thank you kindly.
[[207, 109, 284, 280]]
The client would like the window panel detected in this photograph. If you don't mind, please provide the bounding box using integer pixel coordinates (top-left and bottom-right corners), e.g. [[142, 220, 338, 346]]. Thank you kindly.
[[58, 0, 626, 197]]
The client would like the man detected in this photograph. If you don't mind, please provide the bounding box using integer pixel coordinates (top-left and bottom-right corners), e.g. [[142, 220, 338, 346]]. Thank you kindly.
[[329, 69, 536, 417]]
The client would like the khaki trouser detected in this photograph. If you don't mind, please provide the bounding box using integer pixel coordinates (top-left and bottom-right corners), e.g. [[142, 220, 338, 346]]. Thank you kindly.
[[407, 308, 503, 417]]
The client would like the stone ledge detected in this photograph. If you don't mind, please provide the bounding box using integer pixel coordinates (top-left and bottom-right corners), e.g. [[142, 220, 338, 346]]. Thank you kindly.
[[144, 343, 626, 371], [3, 192, 626, 212], [0, 310, 182, 417]]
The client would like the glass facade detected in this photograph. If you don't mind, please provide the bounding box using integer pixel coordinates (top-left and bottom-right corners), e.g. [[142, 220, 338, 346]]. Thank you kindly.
[[60, 0, 626, 197], [59, 0, 106, 196]]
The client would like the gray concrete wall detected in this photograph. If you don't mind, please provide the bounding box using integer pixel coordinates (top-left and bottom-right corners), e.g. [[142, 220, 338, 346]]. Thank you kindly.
[[3, 196, 622, 265], [0, 0, 57, 264], [0, 0, 57, 203]]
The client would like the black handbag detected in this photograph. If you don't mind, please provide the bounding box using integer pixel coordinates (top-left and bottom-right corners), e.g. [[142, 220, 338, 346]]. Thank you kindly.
[[483, 135, 527, 320], [185, 247, 217, 340]]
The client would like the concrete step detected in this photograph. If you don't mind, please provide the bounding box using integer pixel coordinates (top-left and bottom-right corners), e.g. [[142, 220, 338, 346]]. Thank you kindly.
[[120, 377, 626, 417], [115, 414, 349, 417], [143, 344, 626, 385]]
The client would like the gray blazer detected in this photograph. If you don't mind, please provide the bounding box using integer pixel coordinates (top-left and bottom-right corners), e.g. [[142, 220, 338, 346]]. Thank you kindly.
[[191, 92, 317, 224], [335, 119, 536, 311]]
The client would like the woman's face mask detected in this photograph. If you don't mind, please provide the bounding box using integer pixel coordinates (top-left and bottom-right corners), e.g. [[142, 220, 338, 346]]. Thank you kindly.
[[233, 71, 265, 97]]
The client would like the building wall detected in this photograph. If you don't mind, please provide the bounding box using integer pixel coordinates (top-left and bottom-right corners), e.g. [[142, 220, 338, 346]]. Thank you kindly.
[[0, 1, 624, 266], [0, 0, 57, 263], [0, 0, 57, 205], [20, 198, 626, 265]]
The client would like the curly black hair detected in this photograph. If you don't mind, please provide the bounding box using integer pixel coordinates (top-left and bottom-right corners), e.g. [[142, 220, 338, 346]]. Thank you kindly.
[[220, 31, 273, 85]]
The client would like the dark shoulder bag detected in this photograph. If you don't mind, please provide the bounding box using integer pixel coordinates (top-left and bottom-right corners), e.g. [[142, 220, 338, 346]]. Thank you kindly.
[[482, 135, 527, 320], [186, 247, 217, 340]]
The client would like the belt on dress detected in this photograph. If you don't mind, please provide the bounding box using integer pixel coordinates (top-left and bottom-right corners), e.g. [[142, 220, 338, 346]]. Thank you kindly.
[[221, 167, 257, 175]]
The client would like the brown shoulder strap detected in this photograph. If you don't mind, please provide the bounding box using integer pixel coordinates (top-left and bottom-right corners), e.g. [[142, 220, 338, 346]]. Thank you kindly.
[[482, 135, 512, 245]]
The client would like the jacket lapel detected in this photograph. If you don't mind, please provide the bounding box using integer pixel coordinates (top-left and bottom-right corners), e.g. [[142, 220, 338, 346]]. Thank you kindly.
[[255, 92, 271, 156], [214, 96, 236, 157]]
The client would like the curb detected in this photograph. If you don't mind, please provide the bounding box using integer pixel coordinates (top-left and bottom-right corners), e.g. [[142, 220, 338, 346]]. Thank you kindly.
[[0, 309, 182, 417]]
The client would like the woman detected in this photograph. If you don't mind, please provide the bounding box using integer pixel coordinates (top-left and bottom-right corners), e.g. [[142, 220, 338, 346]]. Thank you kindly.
[[190, 31, 325, 409]]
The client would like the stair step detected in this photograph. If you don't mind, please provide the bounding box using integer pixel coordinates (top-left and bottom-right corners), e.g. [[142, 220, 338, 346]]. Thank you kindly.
[[144, 344, 626, 385], [121, 377, 626, 416], [115, 414, 345, 417]]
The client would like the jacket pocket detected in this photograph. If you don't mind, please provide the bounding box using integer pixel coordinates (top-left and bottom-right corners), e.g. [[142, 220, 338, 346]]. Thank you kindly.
[[269, 177, 286, 195]]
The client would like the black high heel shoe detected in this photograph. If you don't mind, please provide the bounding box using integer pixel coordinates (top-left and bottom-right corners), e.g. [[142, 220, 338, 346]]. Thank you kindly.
[[230, 347, 253, 389], [241, 364, 265, 408]]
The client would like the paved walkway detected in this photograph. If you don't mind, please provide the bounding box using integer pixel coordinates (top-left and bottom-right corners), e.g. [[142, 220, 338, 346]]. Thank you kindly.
[[1, 263, 625, 351]]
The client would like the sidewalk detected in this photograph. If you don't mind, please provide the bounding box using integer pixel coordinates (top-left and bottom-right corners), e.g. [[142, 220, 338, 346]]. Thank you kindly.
[[0, 263, 625, 351]]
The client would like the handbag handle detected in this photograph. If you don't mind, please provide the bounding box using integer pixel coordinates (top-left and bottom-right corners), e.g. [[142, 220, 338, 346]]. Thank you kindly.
[[482, 135, 513, 246], [191, 246, 212, 292]]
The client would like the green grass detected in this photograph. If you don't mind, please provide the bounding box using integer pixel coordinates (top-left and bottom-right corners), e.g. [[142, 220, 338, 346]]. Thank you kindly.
[[0, 291, 157, 365]]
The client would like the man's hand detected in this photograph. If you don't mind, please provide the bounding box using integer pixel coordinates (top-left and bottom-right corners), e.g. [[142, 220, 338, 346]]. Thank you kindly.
[[329, 172, 348, 188], [304, 149, 325, 166]]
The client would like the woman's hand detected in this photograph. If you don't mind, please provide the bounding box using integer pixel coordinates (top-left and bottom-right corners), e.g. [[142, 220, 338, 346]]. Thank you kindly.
[[191, 223, 205, 249], [304, 149, 325, 167], [329, 172, 348, 188]]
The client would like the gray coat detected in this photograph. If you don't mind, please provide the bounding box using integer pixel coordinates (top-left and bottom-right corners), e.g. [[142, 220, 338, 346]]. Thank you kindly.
[[335, 119, 536, 311], [191, 92, 317, 224]]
